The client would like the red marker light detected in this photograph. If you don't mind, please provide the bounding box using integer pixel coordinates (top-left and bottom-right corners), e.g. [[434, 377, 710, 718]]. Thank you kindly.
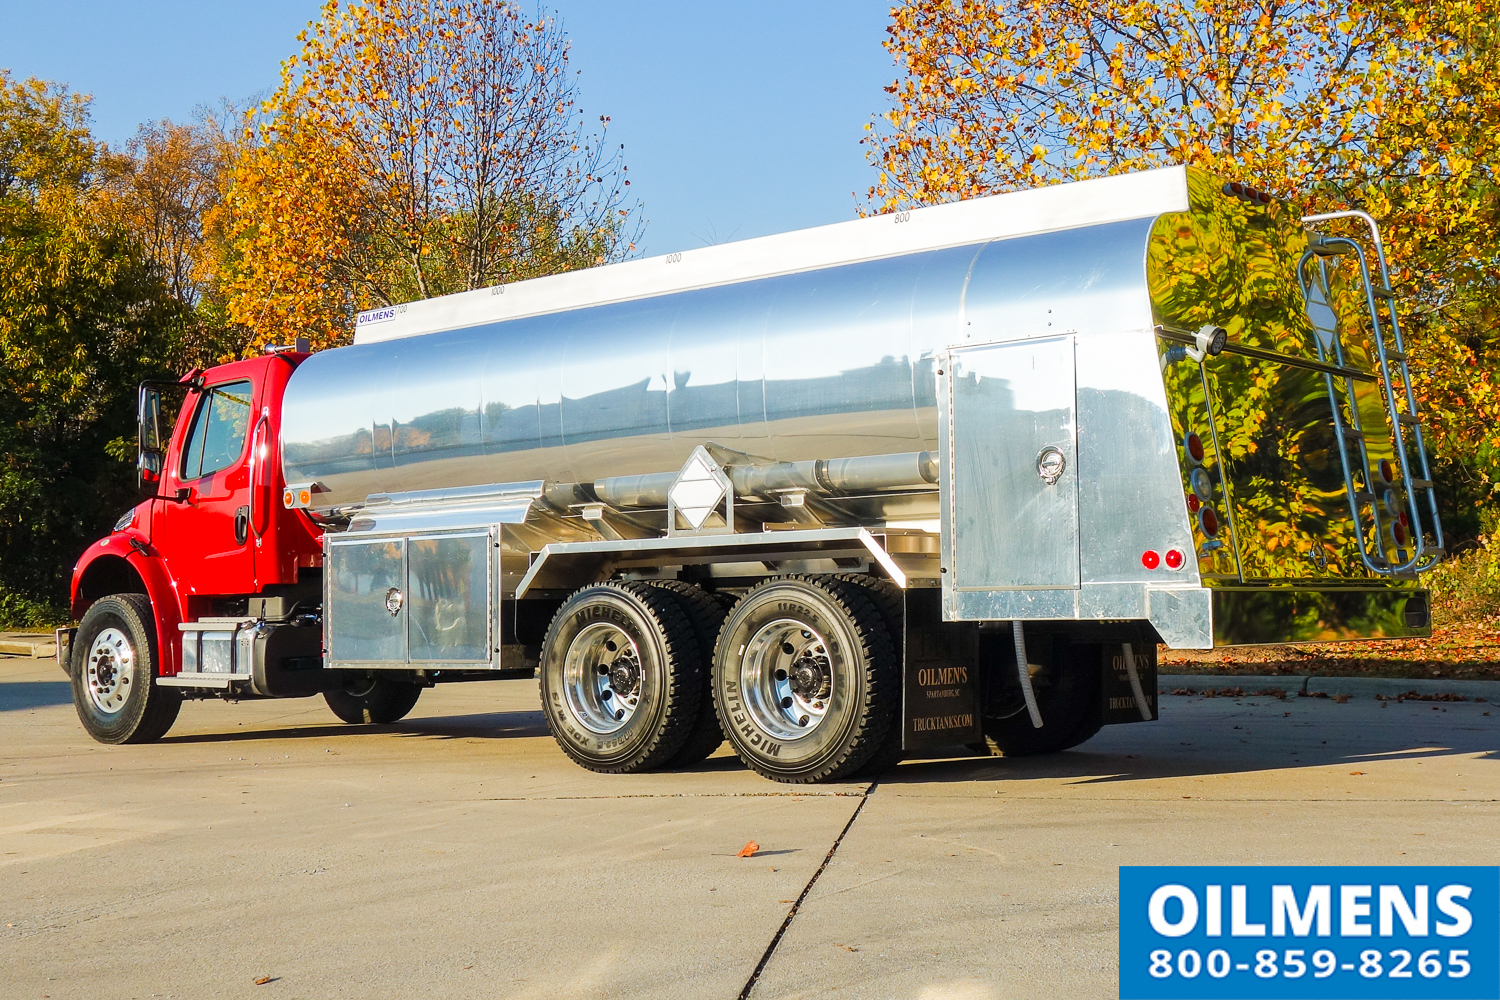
[[1187, 494, 1201, 513], [1164, 548, 1185, 570], [1141, 550, 1161, 569], [1391, 521, 1407, 546], [1378, 459, 1396, 484], [1199, 507, 1220, 537], [1184, 432, 1205, 464]]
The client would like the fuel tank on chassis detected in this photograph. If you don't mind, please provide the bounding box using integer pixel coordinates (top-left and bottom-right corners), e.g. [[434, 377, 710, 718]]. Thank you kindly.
[[279, 218, 1157, 511]]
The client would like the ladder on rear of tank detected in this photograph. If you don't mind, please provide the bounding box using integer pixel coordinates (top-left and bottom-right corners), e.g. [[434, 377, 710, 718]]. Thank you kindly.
[[1297, 210, 1444, 576]]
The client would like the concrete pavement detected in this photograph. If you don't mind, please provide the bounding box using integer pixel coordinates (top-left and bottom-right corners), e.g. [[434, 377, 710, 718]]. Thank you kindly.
[[2, 655, 1496, 999]]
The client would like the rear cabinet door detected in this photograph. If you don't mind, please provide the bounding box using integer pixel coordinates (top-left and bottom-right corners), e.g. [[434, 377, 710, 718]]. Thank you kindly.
[[947, 337, 1080, 591]]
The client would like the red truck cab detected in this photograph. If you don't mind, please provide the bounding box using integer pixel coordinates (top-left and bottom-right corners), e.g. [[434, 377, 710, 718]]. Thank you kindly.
[[64, 349, 325, 742]]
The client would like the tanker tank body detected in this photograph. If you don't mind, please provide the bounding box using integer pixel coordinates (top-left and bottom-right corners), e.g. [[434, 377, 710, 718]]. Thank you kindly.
[[276, 164, 1441, 782]]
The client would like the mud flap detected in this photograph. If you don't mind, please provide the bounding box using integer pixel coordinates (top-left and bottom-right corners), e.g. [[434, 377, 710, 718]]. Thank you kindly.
[[901, 590, 984, 752], [1102, 641, 1157, 724]]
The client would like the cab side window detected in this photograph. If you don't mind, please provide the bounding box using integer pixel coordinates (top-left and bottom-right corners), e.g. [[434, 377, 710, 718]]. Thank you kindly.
[[180, 380, 253, 481]]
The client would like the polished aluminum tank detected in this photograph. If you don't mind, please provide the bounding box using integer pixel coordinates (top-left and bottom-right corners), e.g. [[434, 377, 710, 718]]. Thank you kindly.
[[281, 216, 1157, 511]]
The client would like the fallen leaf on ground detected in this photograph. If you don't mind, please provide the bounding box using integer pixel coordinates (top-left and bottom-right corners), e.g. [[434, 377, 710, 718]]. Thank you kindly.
[[254, 977, 274, 985], [736, 841, 759, 857], [1349, 771, 1365, 775], [835, 943, 859, 952]]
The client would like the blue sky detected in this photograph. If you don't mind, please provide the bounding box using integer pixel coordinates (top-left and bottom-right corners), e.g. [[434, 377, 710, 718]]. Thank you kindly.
[[0, 1, 896, 255]]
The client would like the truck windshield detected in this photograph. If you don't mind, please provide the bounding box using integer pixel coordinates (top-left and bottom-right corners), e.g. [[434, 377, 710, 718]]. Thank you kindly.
[[181, 380, 253, 481]]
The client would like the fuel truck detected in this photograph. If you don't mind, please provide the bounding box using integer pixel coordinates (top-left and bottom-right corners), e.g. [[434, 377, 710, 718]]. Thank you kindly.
[[59, 166, 1442, 783]]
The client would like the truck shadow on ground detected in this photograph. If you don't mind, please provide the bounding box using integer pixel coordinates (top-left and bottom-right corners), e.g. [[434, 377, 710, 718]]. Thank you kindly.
[[887, 722, 1499, 786], [160, 710, 552, 744], [154, 699, 1499, 786], [0, 681, 73, 712]]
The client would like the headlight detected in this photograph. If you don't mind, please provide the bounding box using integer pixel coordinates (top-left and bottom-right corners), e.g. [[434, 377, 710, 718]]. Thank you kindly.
[[114, 507, 136, 533]]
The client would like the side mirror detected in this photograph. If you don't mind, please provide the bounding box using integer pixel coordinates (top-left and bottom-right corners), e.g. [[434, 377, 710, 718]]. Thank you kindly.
[[137, 387, 166, 497]]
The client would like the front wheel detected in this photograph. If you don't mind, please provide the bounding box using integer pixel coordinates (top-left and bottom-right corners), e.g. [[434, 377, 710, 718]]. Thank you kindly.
[[71, 593, 182, 744], [324, 677, 423, 724], [713, 575, 898, 783]]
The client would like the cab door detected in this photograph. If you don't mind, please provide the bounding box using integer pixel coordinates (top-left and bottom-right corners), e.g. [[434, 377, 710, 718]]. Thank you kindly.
[[154, 378, 258, 600]]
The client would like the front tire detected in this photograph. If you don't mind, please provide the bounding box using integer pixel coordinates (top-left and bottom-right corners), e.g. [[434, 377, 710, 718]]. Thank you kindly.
[[539, 582, 701, 773], [71, 593, 181, 744], [324, 677, 423, 724], [713, 575, 898, 783]]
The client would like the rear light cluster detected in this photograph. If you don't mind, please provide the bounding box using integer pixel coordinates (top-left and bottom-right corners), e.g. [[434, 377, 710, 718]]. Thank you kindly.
[[1141, 548, 1187, 571], [1223, 181, 1274, 206], [1141, 427, 1229, 574], [1182, 430, 1222, 540]]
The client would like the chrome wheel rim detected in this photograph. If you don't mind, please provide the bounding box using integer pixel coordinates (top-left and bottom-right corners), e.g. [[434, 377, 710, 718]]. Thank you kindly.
[[563, 622, 643, 734], [85, 628, 136, 716], [739, 619, 833, 742]]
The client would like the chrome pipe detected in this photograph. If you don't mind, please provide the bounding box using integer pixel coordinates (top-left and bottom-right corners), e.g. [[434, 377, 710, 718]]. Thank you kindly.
[[592, 450, 938, 511]]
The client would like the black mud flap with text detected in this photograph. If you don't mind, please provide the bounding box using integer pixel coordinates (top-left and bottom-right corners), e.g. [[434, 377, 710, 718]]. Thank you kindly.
[[901, 590, 984, 751], [1101, 641, 1158, 725]]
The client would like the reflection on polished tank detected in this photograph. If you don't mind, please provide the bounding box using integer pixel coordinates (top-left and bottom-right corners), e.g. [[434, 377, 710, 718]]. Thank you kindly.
[[63, 165, 1443, 780]]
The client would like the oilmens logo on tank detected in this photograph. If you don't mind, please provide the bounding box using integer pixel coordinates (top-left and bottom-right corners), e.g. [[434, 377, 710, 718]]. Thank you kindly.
[[1119, 867, 1498, 999]]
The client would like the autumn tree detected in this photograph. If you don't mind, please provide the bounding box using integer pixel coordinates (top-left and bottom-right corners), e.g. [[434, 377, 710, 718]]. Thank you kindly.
[[0, 72, 184, 623], [220, 0, 638, 351], [866, 1, 1500, 534]]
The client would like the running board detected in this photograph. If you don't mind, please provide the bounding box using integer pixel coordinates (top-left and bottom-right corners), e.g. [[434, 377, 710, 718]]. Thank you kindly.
[[157, 672, 240, 689]]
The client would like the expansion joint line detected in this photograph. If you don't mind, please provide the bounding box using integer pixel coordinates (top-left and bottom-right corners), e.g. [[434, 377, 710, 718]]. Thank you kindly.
[[737, 779, 878, 999]]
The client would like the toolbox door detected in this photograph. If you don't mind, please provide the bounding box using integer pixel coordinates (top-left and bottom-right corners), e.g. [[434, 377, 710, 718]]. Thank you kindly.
[[946, 337, 1080, 591]]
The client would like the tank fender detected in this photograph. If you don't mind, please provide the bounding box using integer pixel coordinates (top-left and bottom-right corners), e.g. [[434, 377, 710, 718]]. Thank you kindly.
[[71, 533, 186, 676]]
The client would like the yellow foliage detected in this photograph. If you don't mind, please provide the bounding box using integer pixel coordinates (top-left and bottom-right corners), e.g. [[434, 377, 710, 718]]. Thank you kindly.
[[217, 0, 637, 354], [868, 1, 1500, 512]]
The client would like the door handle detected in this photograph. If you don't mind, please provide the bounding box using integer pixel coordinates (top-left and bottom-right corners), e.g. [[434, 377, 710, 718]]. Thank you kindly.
[[235, 505, 250, 545]]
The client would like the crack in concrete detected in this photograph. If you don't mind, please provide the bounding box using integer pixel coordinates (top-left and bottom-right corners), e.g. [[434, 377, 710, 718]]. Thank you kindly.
[[466, 791, 867, 801], [738, 780, 878, 1000]]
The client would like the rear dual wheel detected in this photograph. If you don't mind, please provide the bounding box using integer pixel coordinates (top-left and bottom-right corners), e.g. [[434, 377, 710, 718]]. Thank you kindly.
[[539, 582, 703, 773], [713, 575, 899, 783], [971, 639, 1103, 756]]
